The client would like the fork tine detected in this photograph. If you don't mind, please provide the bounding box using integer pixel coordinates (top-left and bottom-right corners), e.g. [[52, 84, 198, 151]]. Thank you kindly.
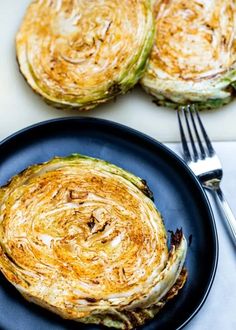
[[184, 105, 199, 162], [189, 105, 206, 159], [177, 108, 191, 162], [195, 108, 215, 156]]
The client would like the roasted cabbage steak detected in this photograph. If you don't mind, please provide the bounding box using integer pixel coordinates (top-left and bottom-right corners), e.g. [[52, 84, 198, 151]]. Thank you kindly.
[[16, 0, 154, 110], [0, 154, 187, 329], [142, 0, 236, 110]]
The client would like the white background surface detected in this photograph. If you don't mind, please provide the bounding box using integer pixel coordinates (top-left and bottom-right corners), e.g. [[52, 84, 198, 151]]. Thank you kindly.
[[0, 1, 236, 330], [1, 0, 236, 143]]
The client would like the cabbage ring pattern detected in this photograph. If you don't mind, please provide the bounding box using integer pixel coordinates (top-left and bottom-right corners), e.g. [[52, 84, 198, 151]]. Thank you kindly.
[[0, 155, 187, 329], [16, 0, 154, 110]]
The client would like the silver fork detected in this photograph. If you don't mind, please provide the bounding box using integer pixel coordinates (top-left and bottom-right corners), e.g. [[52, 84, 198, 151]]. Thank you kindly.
[[177, 105, 236, 243]]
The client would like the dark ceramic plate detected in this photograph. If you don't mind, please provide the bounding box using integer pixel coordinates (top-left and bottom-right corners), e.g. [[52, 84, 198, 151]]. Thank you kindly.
[[0, 117, 218, 330]]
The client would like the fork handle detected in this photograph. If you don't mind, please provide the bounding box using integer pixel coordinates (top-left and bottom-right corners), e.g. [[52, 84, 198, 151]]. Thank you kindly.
[[214, 188, 236, 243]]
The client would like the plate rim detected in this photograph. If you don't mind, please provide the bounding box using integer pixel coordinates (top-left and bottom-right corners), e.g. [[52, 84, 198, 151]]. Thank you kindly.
[[0, 116, 219, 330]]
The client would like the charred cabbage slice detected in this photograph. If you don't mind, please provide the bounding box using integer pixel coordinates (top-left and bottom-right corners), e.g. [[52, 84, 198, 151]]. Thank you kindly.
[[0, 154, 187, 329], [141, 0, 236, 110], [16, 0, 154, 110]]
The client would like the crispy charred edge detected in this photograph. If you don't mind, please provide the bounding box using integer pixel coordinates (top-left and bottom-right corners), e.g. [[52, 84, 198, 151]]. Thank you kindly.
[[152, 94, 233, 111], [140, 179, 154, 201], [111, 268, 188, 329], [122, 268, 187, 329], [170, 228, 183, 248]]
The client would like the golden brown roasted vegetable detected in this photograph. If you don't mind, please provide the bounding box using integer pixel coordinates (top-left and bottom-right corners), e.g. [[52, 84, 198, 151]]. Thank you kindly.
[[0, 154, 187, 329], [142, 0, 236, 110], [16, 0, 154, 110]]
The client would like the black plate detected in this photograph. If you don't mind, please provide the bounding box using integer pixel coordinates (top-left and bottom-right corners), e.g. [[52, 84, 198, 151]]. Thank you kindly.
[[0, 117, 218, 330]]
